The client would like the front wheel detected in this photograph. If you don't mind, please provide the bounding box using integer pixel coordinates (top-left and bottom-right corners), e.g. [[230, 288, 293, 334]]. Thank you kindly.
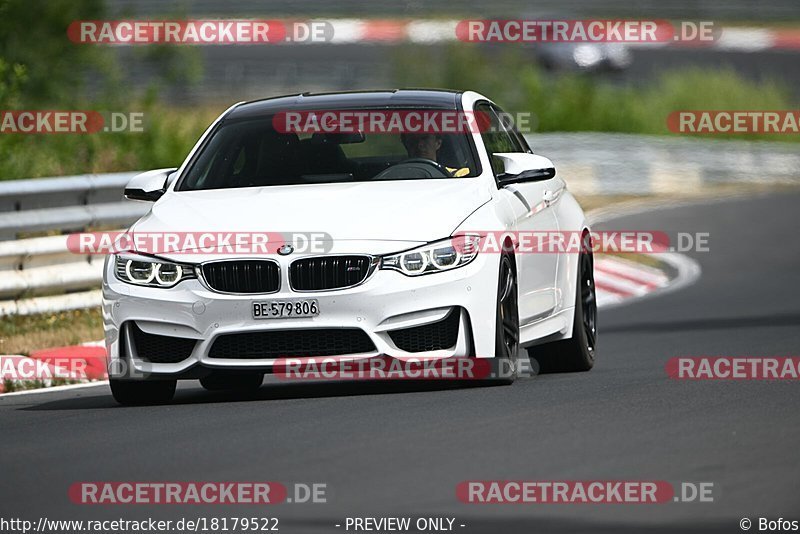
[[494, 252, 520, 384], [532, 233, 597, 373], [109, 379, 176, 406]]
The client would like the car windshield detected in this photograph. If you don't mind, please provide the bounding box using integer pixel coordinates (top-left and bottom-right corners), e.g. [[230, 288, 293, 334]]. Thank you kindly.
[[177, 113, 480, 191]]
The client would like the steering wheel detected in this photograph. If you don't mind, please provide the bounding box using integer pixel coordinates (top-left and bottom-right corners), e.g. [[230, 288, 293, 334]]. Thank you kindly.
[[372, 158, 450, 180]]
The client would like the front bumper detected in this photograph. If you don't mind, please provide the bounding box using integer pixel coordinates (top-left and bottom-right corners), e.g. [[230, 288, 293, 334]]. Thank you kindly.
[[102, 251, 500, 379]]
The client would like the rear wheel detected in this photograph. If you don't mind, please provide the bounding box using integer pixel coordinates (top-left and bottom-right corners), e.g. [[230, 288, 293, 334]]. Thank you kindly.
[[533, 233, 597, 373], [494, 252, 520, 384], [200, 372, 263, 392], [109, 379, 176, 406]]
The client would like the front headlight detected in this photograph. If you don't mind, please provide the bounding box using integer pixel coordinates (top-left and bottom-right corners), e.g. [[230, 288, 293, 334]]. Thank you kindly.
[[114, 254, 196, 288], [380, 235, 480, 276]]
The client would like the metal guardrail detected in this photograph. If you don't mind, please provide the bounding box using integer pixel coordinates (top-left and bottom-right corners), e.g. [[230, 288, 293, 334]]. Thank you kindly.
[[0, 172, 146, 240], [529, 133, 800, 196], [0, 171, 147, 315], [0, 133, 798, 315], [0, 172, 137, 211]]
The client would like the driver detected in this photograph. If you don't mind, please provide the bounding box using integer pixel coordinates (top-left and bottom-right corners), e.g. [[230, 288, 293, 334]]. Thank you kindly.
[[400, 133, 470, 177]]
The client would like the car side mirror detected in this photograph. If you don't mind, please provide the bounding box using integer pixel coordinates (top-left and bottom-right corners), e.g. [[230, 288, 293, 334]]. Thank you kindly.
[[124, 168, 178, 202], [495, 153, 556, 186]]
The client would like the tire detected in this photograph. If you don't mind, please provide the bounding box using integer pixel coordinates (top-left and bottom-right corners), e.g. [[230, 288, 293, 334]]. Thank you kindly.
[[493, 252, 520, 384], [532, 233, 597, 373], [200, 372, 263, 392], [109, 379, 176, 406]]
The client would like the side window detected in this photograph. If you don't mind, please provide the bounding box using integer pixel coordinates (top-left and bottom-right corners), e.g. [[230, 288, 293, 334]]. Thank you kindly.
[[513, 129, 532, 153], [490, 104, 526, 154], [493, 104, 532, 154], [476, 102, 522, 176]]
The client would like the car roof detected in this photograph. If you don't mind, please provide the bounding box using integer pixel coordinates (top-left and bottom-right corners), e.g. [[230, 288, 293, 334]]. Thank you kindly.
[[226, 89, 463, 119]]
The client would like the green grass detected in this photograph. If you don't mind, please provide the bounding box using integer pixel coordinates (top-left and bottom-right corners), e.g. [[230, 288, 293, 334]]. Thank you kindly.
[[0, 44, 796, 182], [0, 103, 220, 181], [0, 308, 103, 355], [391, 44, 796, 141]]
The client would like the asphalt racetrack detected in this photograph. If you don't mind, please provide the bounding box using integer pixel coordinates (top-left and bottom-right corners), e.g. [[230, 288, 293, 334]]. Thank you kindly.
[[2, 191, 799, 533]]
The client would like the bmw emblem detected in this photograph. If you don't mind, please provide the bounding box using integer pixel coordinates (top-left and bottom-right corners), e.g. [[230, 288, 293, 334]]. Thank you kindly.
[[277, 244, 294, 256]]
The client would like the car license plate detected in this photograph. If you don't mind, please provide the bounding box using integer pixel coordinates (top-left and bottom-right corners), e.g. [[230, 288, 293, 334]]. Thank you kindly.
[[252, 299, 320, 319]]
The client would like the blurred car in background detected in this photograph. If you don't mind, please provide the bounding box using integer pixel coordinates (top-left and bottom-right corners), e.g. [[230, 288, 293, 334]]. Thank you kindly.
[[533, 42, 632, 71]]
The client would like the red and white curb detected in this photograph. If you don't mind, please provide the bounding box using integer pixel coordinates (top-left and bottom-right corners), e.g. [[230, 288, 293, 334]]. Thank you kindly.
[[0, 341, 107, 394], [594, 256, 669, 308]]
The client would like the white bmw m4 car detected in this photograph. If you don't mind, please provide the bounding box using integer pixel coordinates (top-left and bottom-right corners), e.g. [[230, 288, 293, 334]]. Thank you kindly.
[[103, 89, 596, 405]]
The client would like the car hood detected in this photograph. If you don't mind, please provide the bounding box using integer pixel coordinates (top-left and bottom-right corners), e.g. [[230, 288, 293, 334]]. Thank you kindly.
[[131, 180, 491, 252]]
